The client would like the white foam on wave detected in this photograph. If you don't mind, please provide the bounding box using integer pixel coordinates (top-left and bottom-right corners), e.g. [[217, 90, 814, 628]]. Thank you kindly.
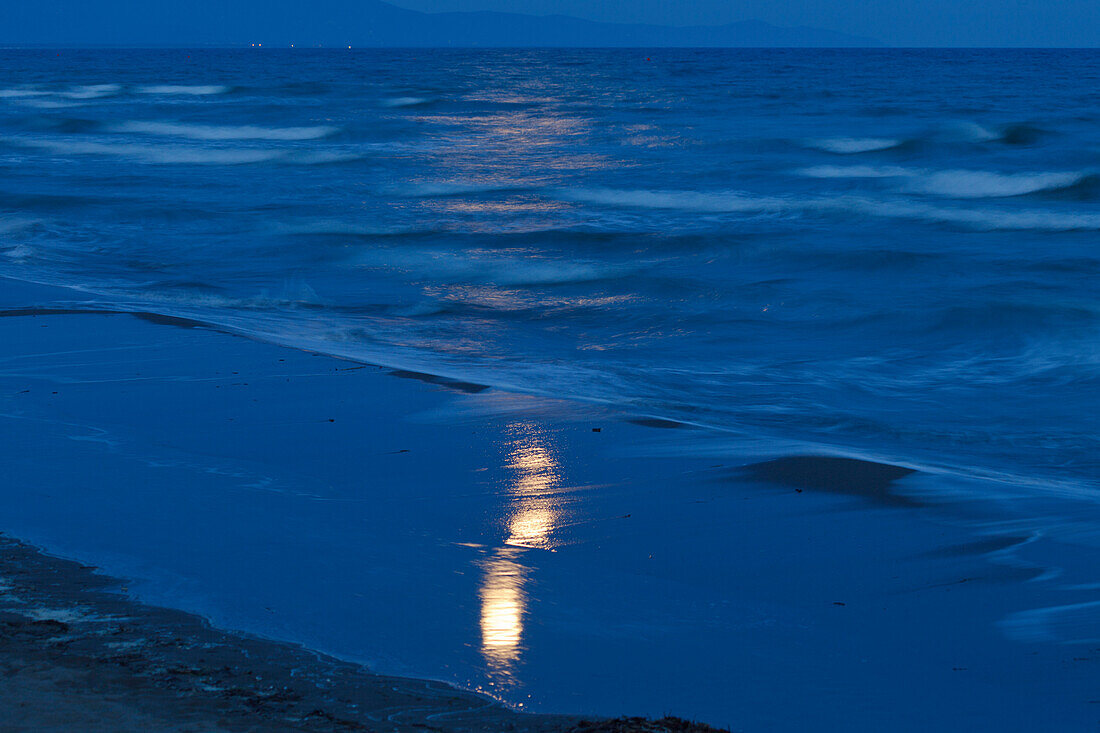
[[13, 99, 82, 109], [559, 187, 791, 213], [905, 170, 1087, 198], [2, 244, 34, 262], [7, 136, 360, 166], [874, 200, 1100, 230], [798, 166, 1088, 198], [112, 121, 338, 141], [0, 219, 38, 263], [491, 259, 616, 286], [63, 84, 122, 100], [1, 85, 119, 101], [799, 165, 911, 179], [561, 187, 1100, 231], [381, 96, 432, 108], [358, 248, 624, 286], [807, 123, 1022, 154], [0, 89, 50, 99], [137, 85, 231, 96], [942, 121, 1000, 143], [807, 137, 902, 154], [293, 150, 364, 165], [8, 138, 284, 165]]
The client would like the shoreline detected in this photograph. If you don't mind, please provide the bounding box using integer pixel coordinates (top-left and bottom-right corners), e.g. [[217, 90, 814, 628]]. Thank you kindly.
[[0, 533, 720, 732], [0, 276, 1096, 731], [0, 277, 742, 729]]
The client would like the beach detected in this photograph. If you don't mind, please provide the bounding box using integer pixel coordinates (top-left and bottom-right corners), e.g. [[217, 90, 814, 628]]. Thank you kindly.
[[0, 537, 724, 733], [0, 44, 1098, 733], [0, 278, 731, 732], [0, 276, 1095, 731], [0, 533, 578, 733]]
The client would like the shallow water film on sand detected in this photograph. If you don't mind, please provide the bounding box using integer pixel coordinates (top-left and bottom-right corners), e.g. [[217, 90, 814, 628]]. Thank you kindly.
[[0, 49, 1098, 730]]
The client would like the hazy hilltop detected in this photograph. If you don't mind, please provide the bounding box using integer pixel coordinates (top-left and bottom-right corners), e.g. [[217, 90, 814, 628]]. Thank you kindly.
[[6, 0, 881, 47]]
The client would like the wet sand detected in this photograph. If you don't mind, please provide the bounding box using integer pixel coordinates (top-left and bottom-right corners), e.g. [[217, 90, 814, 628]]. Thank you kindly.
[[0, 277, 1096, 731], [0, 534, 725, 732], [0, 535, 555, 732]]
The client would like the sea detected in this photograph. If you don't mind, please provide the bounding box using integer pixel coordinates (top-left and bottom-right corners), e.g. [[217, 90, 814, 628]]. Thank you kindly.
[[0, 48, 1098, 726]]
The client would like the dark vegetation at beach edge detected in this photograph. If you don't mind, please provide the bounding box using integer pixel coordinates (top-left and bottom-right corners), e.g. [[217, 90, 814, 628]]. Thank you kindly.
[[0, 534, 727, 732]]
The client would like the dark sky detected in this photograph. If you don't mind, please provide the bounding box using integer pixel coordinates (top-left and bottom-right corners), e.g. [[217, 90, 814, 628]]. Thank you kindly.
[[389, 0, 1100, 47]]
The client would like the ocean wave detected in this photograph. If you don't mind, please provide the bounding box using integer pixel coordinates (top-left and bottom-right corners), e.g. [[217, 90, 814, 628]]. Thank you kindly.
[[997, 123, 1048, 146], [292, 150, 365, 165], [401, 181, 531, 197], [803, 122, 1049, 157], [0, 89, 50, 99], [357, 248, 627, 286], [2, 85, 120, 101], [4, 136, 361, 166], [62, 84, 122, 100], [136, 85, 232, 96], [904, 170, 1089, 198], [807, 137, 903, 154], [0, 218, 38, 235], [939, 121, 1001, 143], [111, 121, 338, 141], [278, 220, 432, 237], [1, 244, 34, 262], [799, 165, 1090, 198], [875, 201, 1100, 231], [113, 284, 327, 311], [11, 99, 84, 110], [6, 138, 285, 165], [381, 96, 433, 108], [557, 187, 791, 213], [489, 260, 621, 286], [931, 121, 1050, 147], [798, 165, 911, 179], [15, 116, 102, 135], [561, 187, 1100, 230]]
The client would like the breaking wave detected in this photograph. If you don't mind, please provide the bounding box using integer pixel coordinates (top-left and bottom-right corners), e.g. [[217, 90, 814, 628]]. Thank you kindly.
[[807, 137, 903, 154], [136, 85, 232, 96], [799, 166, 1091, 197], [904, 170, 1090, 198], [111, 121, 338, 141], [6, 138, 286, 164], [560, 187, 1100, 230], [381, 96, 433, 108]]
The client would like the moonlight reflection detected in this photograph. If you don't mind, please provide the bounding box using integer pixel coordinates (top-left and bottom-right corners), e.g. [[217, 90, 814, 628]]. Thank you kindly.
[[477, 422, 563, 684]]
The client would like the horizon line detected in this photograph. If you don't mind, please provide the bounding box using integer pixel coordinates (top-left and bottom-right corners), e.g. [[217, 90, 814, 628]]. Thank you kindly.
[[4, 44, 1100, 50]]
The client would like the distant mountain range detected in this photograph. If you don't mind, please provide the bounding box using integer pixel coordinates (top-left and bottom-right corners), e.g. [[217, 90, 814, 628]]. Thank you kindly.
[[7, 0, 882, 47]]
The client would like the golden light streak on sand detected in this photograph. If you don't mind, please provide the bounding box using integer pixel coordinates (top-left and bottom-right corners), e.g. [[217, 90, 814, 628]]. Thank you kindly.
[[477, 422, 563, 683]]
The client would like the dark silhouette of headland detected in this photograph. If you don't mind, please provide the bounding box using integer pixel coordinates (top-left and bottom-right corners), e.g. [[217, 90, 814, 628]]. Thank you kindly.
[[7, 0, 881, 47]]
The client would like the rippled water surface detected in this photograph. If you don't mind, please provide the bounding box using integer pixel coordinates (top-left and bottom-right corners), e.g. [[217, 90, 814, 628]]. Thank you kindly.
[[2, 48, 1098, 496]]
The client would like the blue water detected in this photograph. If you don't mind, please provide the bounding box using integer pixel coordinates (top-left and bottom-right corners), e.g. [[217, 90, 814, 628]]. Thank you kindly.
[[1, 48, 1098, 523], [3, 48, 1100, 729]]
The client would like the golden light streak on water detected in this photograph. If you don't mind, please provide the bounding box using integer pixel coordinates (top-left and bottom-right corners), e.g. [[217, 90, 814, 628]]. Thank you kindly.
[[477, 422, 564, 684], [477, 548, 528, 676]]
